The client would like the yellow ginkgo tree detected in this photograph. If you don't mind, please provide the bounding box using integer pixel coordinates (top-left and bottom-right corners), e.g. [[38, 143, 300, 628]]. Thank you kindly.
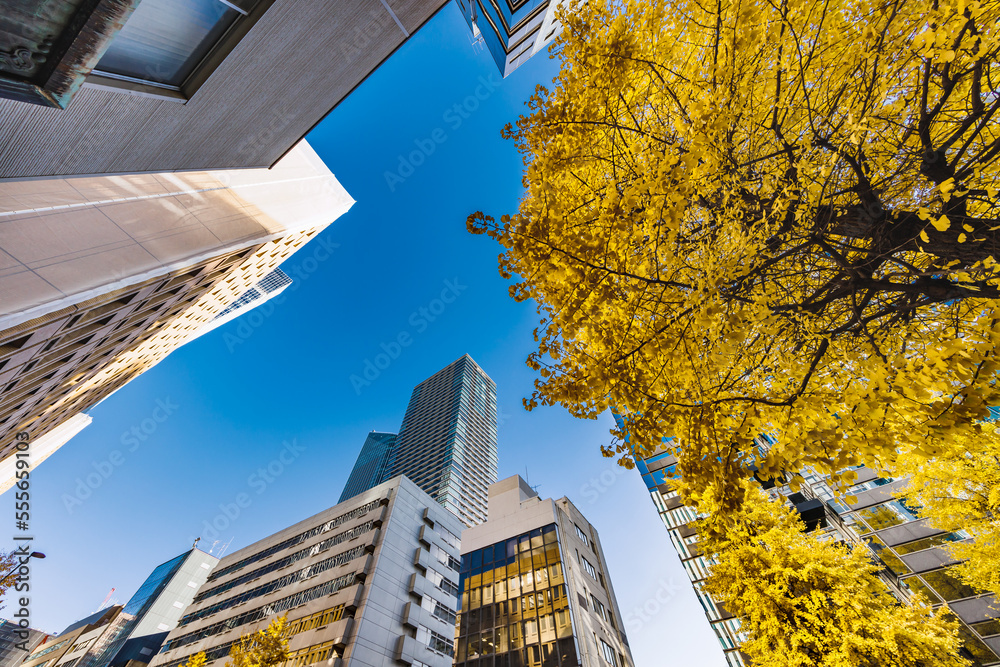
[[470, 0, 1000, 512], [227, 617, 289, 667], [701, 488, 967, 667], [899, 423, 1000, 596]]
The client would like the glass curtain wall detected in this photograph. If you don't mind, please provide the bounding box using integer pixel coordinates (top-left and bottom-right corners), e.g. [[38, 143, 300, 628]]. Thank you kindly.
[[456, 524, 578, 667]]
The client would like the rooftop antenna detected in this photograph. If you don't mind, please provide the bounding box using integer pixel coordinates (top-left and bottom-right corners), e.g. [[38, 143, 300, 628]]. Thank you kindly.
[[525, 467, 541, 494], [217, 536, 234, 558], [192, 537, 201, 550]]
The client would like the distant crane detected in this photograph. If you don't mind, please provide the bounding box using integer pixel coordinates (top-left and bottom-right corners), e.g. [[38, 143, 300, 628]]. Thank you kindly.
[[96, 588, 116, 612]]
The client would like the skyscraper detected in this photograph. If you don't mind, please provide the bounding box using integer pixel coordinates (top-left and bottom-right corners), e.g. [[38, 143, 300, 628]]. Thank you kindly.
[[455, 475, 634, 667], [456, 0, 564, 77], [386, 355, 498, 527], [338, 431, 397, 503]]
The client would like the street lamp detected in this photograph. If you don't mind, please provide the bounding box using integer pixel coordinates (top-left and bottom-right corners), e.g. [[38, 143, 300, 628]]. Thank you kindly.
[[2, 552, 44, 582]]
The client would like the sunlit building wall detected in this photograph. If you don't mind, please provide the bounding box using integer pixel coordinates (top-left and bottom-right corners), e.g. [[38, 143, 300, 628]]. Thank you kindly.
[[0, 141, 352, 488]]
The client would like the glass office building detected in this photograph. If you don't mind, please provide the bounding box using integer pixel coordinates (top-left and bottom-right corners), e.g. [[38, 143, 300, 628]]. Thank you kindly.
[[455, 0, 563, 77], [87, 548, 219, 667], [618, 411, 1000, 666], [457, 475, 633, 667], [338, 431, 397, 503], [457, 524, 578, 667]]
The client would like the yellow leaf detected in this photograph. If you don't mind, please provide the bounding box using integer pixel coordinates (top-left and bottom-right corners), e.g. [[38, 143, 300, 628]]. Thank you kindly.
[[963, 224, 975, 232], [958, 232, 967, 243], [931, 215, 951, 232], [920, 230, 930, 243]]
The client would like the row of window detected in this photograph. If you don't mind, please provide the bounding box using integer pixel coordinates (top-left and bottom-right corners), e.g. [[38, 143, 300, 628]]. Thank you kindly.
[[597, 636, 620, 666], [461, 587, 572, 638], [157, 604, 345, 667], [590, 595, 616, 631], [195, 521, 374, 602], [461, 609, 574, 660], [416, 627, 454, 657], [455, 636, 580, 667], [283, 640, 336, 667], [463, 525, 559, 577], [285, 605, 345, 635], [430, 542, 461, 572], [426, 567, 460, 597], [181, 545, 365, 625], [207, 499, 381, 581], [163, 573, 357, 651]]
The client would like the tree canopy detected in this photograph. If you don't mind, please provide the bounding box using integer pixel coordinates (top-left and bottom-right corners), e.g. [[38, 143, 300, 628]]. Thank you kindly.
[[700, 488, 967, 666], [470, 0, 1000, 510]]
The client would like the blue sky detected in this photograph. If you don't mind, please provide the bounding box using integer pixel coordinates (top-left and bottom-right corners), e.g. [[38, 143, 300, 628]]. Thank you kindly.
[[9, 6, 726, 666]]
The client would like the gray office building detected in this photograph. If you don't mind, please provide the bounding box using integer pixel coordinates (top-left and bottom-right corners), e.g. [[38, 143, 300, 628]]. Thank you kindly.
[[339, 432, 398, 503], [149, 475, 464, 667], [0, 621, 48, 667]]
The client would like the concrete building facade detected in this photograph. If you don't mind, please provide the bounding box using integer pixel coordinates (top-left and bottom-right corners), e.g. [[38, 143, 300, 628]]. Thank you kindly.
[[0, 0, 450, 178], [456, 476, 633, 667], [149, 475, 464, 667], [0, 140, 352, 490]]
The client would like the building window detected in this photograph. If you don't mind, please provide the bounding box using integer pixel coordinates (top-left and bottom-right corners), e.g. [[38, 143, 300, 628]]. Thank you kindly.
[[575, 524, 589, 546], [598, 637, 618, 666], [456, 523, 578, 666], [92, 0, 253, 90], [419, 628, 455, 657], [590, 594, 615, 628], [582, 556, 598, 581]]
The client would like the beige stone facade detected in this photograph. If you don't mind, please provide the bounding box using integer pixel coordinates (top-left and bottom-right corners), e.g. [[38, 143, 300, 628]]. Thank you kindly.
[[0, 140, 352, 484]]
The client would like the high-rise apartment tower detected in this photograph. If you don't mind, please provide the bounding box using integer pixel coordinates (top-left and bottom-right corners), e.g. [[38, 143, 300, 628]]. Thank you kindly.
[[385, 355, 498, 527]]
